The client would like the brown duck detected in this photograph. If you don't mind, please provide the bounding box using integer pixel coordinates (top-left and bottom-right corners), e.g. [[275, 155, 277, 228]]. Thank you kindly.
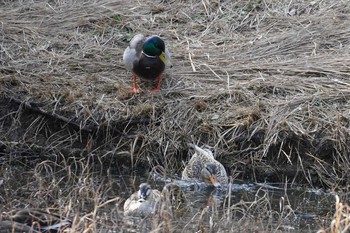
[[182, 144, 228, 188]]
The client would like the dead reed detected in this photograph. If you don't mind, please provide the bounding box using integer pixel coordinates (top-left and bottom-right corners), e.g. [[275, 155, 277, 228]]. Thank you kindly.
[[317, 195, 350, 233]]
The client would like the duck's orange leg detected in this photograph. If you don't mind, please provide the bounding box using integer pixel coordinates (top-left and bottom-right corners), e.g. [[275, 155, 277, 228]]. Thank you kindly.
[[151, 75, 163, 93], [130, 74, 140, 93]]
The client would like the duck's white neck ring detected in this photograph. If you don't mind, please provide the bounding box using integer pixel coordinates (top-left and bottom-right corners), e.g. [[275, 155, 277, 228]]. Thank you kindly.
[[142, 51, 157, 58]]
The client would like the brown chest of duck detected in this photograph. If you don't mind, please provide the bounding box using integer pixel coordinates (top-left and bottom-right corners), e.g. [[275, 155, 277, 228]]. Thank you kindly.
[[123, 34, 172, 93]]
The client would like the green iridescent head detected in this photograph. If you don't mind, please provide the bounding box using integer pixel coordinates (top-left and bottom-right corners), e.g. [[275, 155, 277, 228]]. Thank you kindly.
[[142, 36, 165, 57]]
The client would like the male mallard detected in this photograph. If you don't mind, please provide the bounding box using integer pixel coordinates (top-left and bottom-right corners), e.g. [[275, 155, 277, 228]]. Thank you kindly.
[[0, 208, 71, 233], [182, 144, 228, 188], [123, 183, 161, 217], [123, 34, 172, 93]]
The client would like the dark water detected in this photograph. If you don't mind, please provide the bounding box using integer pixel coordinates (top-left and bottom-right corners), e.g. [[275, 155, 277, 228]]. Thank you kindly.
[[109, 172, 335, 233], [0, 165, 336, 232]]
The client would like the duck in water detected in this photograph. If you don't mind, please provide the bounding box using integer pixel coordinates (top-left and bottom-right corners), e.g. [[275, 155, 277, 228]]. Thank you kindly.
[[182, 144, 228, 188], [123, 183, 161, 217]]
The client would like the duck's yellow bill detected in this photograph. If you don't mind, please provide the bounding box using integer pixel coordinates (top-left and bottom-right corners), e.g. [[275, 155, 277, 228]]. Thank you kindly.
[[159, 51, 167, 65]]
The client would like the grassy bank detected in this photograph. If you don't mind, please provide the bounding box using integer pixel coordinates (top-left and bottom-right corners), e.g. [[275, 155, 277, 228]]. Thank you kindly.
[[2, 0, 350, 188], [1, 0, 350, 231]]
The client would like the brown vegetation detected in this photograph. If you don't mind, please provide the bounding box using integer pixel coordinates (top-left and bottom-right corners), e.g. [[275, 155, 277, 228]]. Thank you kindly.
[[1, 0, 350, 231]]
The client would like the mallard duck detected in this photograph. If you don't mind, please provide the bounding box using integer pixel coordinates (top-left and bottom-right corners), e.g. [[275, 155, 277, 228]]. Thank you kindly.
[[123, 183, 161, 217], [123, 34, 172, 93], [182, 144, 228, 188], [0, 208, 71, 233]]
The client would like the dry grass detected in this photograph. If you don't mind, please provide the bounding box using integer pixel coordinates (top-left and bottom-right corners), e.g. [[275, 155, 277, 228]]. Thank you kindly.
[[317, 195, 350, 233], [1, 0, 350, 187], [1, 0, 350, 231]]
